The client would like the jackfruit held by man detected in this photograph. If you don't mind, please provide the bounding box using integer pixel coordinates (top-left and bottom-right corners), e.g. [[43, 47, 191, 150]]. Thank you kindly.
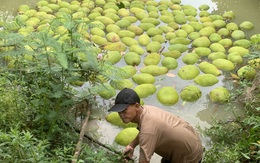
[[194, 74, 219, 87], [209, 86, 230, 103], [115, 127, 139, 146], [157, 86, 179, 106], [180, 85, 202, 102], [105, 112, 137, 128]]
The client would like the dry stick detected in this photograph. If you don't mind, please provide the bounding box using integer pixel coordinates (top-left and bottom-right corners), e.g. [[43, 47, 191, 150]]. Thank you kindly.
[[72, 109, 91, 163]]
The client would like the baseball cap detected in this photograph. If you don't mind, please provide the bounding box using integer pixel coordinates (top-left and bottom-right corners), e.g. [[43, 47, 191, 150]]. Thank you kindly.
[[108, 88, 140, 112]]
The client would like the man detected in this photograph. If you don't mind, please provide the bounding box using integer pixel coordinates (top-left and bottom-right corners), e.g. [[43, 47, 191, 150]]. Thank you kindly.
[[109, 88, 203, 163]]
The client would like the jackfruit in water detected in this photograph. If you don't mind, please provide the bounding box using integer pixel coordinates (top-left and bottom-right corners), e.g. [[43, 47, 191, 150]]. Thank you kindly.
[[159, 25, 174, 33], [127, 25, 144, 36], [162, 50, 181, 59], [106, 24, 120, 33], [134, 84, 156, 98], [233, 39, 251, 49], [227, 52, 243, 65], [180, 85, 202, 102], [146, 41, 162, 53], [168, 44, 188, 53], [105, 112, 137, 128], [115, 127, 139, 146], [118, 30, 135, 38], [132, 73, 156, 85], [97, 84, 116, 99], [138, 22, 155, 31], [178, 65, 200, 80], [231, 30, 245, 40], [138, 34, 150, 46], [106, 32, 120, 42], [209, 33, 222, 42], [121, 65, 137, 79], [237, 65, 256, 80], [182, 53, 200, 65], [157, 86, 179, 106], [217, 28, 230, 37], [213, 19, 226, 28], [209, 43, 226, 53], [104, 51, 122, 65], [140, 65, 168, 76], [188, 32, 201, 40], [192, 37, 211, 47], [161, 57, 178, 70], [209, 87, 230, 103], [121, 37, 138, 47], [124, 52, 141, 66], [103, 42, 127, 52], [144, 53, 161, 66], [165, 32, 177, 40], [146, 27, 163, 37], [152, 35, 166, 44], [170, 37, 190, 45], [198, 61, 221, 76], [239, 21, 254, 30], [226, 22, 239, 31], [194, 47, 211, 57], [129, 45, 145, 55], [228, 46, 249, 57], [141, 17, 160, 26], [248, 58, 260, 69], [91, 35, 107, 45], [212, 59, 235, 71], [115, 19, 131, 28], [194, 74, 219, 86], [199, 26, 216, 37], [218, 38, 233, 48], [110, 79, 134, 90]]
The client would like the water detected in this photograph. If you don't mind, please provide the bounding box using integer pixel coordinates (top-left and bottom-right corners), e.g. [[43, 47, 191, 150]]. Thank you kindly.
[[1, 0, 260, 162]]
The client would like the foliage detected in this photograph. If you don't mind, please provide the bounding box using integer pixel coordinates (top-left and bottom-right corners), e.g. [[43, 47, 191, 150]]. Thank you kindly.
[[203, 42, 260, 162], [0, 12, 124, 161]]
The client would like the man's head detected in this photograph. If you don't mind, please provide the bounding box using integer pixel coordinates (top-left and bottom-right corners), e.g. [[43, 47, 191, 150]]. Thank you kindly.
[[109, 88, 140, 112]]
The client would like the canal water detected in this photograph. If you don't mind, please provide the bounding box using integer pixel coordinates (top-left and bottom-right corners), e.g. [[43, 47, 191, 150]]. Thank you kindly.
[[1, 0, 260, 162]]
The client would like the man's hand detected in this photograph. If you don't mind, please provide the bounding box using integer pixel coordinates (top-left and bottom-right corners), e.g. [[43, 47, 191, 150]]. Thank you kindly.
[[123, 145, 134, 158]]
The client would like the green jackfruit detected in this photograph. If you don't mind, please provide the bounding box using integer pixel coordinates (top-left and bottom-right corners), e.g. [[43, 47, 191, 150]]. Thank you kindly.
[[198, 61, 222, 76], [194, 47, 211, 57], [180, 85, 202, 102], [144, 53, 161, 66], [239, 21, 254, 30], [91, 35, 107, 45], [90, 27, 105, 37], [152, 35, 166, 44], [115, 19, 131, 28], [134, 84, 156, 98], [194, 74, 219, 86], [178, 65, 200, 80], [226, 22, 238, 31], [237, 65, 256, 80], [188, 32, 201, 40], [104, 51, 122, 65], [228, 46, 249, 57], [121, 37, 138, 47], [146, 27, 163, 37], [138, 34, 151, 46], [192, 37, 211, 47], [233, 39, 251, 49], [121, 65, 137, 79], [161, 57, 178, 70], [106, 32, 120, 42], [157, 86, 179, 106], [141, 17, 160, 26], [103, 42, 127, 52], [127, 25, 143, 36], [115, 127, 139, 146], [199, 26, 216, 36], [138, 22, 156, 31], [106, 24, 120, 33], [105, 112, 137, 128], [217, 28, 230, 37], [129, 45, 145, 55], [227, 52, 243, 64], [124, 52, 141, 66], [209, 43, 226, 53], [209, 87, 230, 103], [213, 19, 226, 28], [231, 30, 245, 40], [118, 30, 135, 38], [248, 58, 260, 69], [170, 38, 190, 45], [162, 50, 181, 59], [218, 38, 233, 48], [97, 84, 116, 99], [168, 44, 188, 53], [212, 59, 235, 71], [182, 53, 200, 65], [132, 73, 156, 85], [146, 41, 162, 53], [140, 65, 168, 76], [159, 25, 174, 33], [209, 33, 222, 42], [110, 79, 134, 90]]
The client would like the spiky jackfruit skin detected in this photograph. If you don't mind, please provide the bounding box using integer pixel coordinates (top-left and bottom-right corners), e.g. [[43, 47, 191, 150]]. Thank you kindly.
[[115, 127, 139, 146], [157, 86, 179, 106], [105, 112, 137, 128], [180, 85, 202, 102], [209, 86, 230, 103], [194, 74, 219, 87]]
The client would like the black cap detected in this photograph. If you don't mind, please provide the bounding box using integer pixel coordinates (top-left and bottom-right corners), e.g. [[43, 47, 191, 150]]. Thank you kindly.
[[108, 88, 140, 112]]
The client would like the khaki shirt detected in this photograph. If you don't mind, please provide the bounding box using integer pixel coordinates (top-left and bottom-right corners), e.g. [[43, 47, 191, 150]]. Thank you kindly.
[[138, 105, 203, 163]]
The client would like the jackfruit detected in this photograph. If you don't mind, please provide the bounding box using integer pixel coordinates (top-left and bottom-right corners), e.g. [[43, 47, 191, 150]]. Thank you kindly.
[[110, 79, 134, 90], [144, 53, 161, 66], [97, 84, 116, 99], [115, 127, 139, 146], [209, 87, 230, 103], [161, 57, 178, 70], [140, 65, 168, 76], [124, 52, 141, 66], [105, 112, 137, 128], [134, 84, 156, 98], [198, 61, 222, 76], [182, 53, 200, 65], [212, 59, 235, 71], [157, 86, 179, 106], [237, 65, 256, 80], [194, 74, 219, 86], [178, 65, 200, 80], [180, 85, 202, 102], [132, 73, 156, 85]]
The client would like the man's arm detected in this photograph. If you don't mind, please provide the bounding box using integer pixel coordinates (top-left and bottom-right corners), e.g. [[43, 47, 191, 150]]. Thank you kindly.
[[123, 133, 140, 158]]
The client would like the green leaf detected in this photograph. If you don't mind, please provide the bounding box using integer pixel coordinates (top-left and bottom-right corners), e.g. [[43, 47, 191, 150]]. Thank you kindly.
[[56, 52, 68, 69]]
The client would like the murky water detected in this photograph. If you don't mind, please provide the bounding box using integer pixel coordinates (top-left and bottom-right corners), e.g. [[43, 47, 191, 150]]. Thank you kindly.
[[1, 0, 260, 162]]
